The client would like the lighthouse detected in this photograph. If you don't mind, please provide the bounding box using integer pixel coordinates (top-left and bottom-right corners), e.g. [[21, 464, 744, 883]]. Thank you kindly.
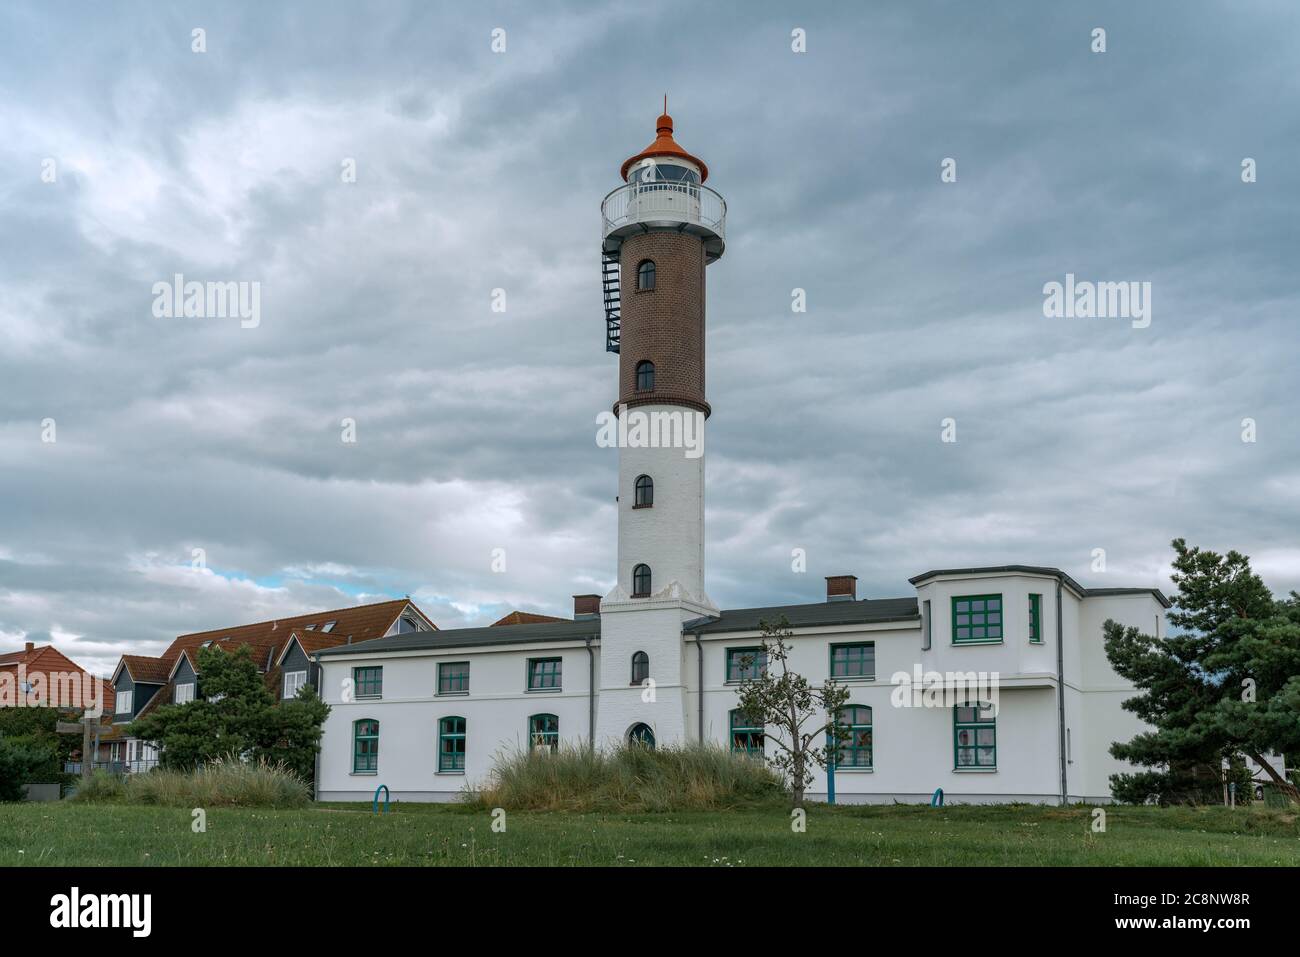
[[595, 104, 727, 748]]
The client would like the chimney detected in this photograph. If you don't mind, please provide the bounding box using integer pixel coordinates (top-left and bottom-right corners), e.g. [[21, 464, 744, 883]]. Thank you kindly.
[[825, 575, 858, 602], [24, 641, 34, 653], [573, 595, 601, 619]]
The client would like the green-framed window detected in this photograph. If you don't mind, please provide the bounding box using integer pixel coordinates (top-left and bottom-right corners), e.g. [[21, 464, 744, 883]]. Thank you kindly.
[[954, 702, 997, 769], [726, 647, 767, 682], [1028, 594, 1043, 643], [438, 716, 466, 771], [829, 642, 875, 679], [952, 594, 1003, 644], [353, 666, 383, 698], [438, 661, 470, 695], [730, 709, 764, 756], [527, 657, 562, 691], [528, 713, 559, 752], [352, 718, 379, 774], [830, 705, 873, 769]]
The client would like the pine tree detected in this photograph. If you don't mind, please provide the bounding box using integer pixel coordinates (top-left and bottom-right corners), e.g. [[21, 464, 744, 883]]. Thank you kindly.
[[128, 644, 330, 784], [1104, 539, 1300, 804]]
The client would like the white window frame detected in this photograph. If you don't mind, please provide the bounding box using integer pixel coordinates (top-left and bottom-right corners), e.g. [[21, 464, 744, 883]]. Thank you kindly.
[[116, 689, 134, 714], [283, 670, 308, 698], [174, 682, 194, 704]]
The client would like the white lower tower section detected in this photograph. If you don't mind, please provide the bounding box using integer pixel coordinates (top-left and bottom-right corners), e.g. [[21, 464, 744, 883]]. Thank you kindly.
[[596, 404, 716, 748]]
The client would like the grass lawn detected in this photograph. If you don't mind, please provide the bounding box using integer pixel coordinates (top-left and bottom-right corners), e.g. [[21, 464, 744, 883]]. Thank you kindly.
[[2, 800, 1297, 866]]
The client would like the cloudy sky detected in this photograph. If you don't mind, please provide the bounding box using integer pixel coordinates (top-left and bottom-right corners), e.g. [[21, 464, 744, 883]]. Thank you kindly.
[[2, 1, 1297, 676]]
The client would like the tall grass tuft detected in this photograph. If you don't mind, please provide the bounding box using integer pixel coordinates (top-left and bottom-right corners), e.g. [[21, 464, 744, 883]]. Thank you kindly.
[[469, 743, 784, 812], [72, 770, 126, 802], [73, 757, 308, 809]]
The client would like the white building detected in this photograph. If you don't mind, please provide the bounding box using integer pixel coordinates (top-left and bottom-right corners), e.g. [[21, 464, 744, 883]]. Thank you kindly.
[[314, 109, 1170, 805]]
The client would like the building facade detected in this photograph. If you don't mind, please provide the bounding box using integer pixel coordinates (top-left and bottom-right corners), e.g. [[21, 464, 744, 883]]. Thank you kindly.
[[313, 110, 1171, 805]]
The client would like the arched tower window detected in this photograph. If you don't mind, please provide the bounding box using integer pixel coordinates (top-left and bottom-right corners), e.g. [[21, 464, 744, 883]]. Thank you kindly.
[[632, 563, 652, 597], [634, 474, 654, 507], [635, 360, 655, 391], [628, 723, 655, 749], [637, 259, 656, 290], [631, 651, 649, 684]]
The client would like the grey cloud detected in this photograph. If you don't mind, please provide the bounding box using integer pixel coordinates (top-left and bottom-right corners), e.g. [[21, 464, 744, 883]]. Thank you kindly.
[[1, 1, 1297, 668]]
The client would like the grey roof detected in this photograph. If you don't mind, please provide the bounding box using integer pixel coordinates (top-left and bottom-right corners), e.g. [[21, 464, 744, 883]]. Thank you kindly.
[[1085, 587, 1172, 608], [315, 616, 601, 657], [687, 597, 920, 635], [315, 597, 924, 656], [908, 565, 1170, 608]]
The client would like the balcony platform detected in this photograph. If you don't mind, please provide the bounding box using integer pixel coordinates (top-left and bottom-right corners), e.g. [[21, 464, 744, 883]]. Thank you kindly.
[[601, 181, 726, 262]]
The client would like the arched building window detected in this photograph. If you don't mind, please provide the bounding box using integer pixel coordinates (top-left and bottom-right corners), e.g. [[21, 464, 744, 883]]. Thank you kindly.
[[954, 701, 996, 769], [631, 651, 649, 684], [634, 474, 654, 507], [635, 361, 655, 391], [353, 719, 379, 774], [438, 716, 466, 772], [637, 259, 656, 290], [830, 705, 873, 769], [730, 709, 764, 757], [632, 563, 652, 597], [529, 713, 559, 752]]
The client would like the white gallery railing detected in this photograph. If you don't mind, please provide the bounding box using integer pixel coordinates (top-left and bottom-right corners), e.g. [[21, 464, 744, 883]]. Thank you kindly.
[[601, 181, 726, 242]]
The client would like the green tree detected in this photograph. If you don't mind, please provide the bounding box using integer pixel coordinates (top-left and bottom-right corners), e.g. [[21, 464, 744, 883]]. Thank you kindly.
[[734, 616, 850, 809], [1104, 539, 1300, 804], [0, 706, 79, 767], [128, 645, 330, 784], [254, 685, 331, 783], [0, 739, 59, 801]]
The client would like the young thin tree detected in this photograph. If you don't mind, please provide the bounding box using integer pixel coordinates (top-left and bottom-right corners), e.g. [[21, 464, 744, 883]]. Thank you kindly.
[[735, 616, 850, 809]]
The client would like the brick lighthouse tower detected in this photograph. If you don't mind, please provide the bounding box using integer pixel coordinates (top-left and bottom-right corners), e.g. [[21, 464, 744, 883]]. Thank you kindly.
[[595, 103, 727, 748]]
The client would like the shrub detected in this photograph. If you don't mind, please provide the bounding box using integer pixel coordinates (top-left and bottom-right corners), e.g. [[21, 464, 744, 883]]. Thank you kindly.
[[469, 743, 784, 812], [73, 756, 308, 809], [72, 770, 126, 801], [0, 739, 60, 802]]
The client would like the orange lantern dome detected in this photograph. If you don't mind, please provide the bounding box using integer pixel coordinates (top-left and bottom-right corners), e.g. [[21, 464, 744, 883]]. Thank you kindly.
[[620, 100, 709, 183]]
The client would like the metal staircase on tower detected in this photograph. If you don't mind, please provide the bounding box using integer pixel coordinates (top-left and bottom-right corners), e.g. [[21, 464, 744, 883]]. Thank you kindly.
[[602, 250, 621, 353]]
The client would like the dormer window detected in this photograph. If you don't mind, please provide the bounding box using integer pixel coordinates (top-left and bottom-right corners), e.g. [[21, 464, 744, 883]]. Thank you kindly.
[[637, 260, 656, 290], [635, 361, 655, 391], [398, 615, 420, 634]]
